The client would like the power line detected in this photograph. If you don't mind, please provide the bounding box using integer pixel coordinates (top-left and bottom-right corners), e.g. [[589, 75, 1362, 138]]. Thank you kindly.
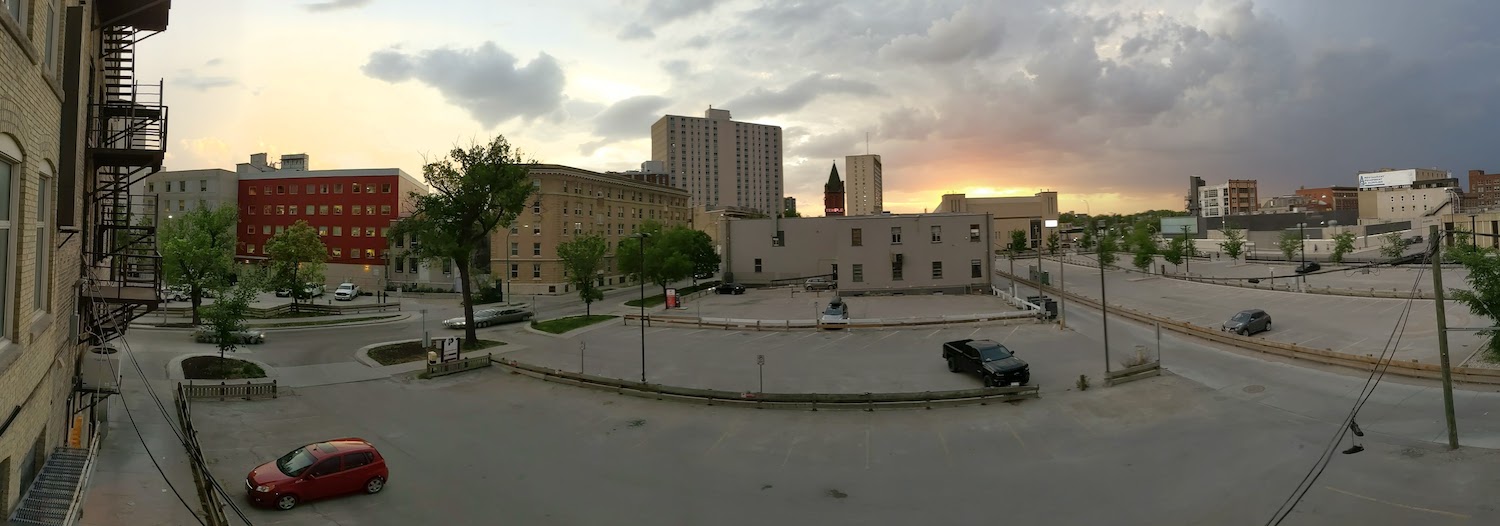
[[116, 380, 210, 526]]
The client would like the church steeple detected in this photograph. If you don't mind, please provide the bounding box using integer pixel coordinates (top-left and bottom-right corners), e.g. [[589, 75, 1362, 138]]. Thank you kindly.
[[823, 162, 845, 216]]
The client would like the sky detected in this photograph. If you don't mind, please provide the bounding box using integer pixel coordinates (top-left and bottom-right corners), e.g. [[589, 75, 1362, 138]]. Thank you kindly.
[[137, 0, 1500, 215]]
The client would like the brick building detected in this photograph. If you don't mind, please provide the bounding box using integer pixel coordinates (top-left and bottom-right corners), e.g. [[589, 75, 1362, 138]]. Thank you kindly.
[[1294, 186, 1358, 212], [1468, 170, 1500, 209], [823, 163, 845, 216], [235, 153, 425, 290]]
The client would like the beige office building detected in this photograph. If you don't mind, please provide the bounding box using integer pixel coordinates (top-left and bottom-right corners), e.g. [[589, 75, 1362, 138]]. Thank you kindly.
[[651, 108, 783, 215], [488, 164, 691, 295], [724, 213, 993, 295], [933, 192, 1058, 254], [845, 154, 883, 216], [137, 168, 237, 216]]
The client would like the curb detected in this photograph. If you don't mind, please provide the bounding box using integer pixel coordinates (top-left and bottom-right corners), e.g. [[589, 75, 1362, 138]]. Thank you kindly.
[[523, 315, 621, 338], [355, 338, 521, 369], [166, 353, 278, 382]]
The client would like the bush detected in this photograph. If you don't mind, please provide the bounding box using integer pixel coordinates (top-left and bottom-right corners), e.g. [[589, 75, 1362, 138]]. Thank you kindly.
[[1076, 374, 1090, 391], [182, 356, 266, 380]]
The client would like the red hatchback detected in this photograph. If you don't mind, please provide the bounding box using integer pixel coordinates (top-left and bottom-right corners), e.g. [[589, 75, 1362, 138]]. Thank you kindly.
[[245, 438, 389, 510]]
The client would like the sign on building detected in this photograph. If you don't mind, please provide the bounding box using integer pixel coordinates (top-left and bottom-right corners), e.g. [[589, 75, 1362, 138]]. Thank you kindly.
[[1358, 169, 1417, 189], [1160, 216, 1199, 235]]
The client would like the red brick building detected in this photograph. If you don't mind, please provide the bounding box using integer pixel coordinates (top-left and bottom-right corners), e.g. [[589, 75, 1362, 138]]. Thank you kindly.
[[236, 157, 425, 288], [1468, 170, 1500, 209], [1294, 186, 1358, 212]]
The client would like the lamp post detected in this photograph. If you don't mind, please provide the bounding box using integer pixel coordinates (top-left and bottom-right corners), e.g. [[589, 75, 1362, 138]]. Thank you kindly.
[[633, 232, 651, 383], [1298, 220, 1306, 290], [1100, 228, 1111, 374], [1470, 214, 1479, 249]]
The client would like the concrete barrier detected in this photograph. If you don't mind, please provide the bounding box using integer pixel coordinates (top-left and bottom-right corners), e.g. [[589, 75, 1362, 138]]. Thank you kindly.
[[1105, 361, 1162, 387], [493, 357, 1041, 410]]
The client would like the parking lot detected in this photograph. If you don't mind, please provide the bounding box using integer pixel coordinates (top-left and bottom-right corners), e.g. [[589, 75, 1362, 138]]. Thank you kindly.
[[660, 288, 1016, 320], [1065, 254, 1470, 295]]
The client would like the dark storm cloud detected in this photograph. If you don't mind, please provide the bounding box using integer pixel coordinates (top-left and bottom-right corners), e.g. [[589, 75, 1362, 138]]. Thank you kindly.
[[362, 42, 566, 128], [879, 2, 1005, 64], [725, 74, 883, 119]]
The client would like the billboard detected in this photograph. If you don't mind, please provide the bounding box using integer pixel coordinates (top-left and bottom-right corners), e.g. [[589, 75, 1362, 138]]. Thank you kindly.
[[1160, 216, 1199, 235], [1358, 169, 1416, 189]]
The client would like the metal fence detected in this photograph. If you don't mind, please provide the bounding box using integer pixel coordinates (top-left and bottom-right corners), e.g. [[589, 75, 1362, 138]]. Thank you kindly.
[[180, 379, 278, 401], [426, 354, 493, 377], [174, 385, 230, 526]]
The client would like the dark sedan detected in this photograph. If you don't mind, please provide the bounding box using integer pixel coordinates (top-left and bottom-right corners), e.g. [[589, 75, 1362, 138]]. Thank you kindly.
[[1222, 309, 1271, 335], [716, 282, 746, 295], [1295, 261, 1321, 274]]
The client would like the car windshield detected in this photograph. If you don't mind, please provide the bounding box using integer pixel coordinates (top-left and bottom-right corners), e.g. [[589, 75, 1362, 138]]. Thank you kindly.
[[1231, 312, 1254, 322], [823, 307, 844, 316], [276, 446, 318, 477], [976, 344, 1013, 362], [337, 285, 353, 291]]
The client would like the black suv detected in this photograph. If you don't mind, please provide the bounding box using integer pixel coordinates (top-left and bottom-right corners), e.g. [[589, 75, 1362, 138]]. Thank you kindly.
[[1294, 261, 1321, 274], [942, 339, 1030, 387], [716, 282, 746, 295]]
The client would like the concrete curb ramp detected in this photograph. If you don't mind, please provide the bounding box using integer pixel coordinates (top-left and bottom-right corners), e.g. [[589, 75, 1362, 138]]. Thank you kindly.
[[492, 357, 1041, 410]]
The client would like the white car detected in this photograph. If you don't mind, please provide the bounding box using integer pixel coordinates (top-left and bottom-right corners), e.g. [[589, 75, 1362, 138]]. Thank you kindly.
[[333, 282, 360, 301], [819, 298, 849, 328]]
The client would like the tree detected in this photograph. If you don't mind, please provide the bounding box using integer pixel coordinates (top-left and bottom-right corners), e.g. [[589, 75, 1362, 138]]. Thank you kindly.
[[1046, 231, 1061, 255], [392, 136, 535, 347], [159, 204, 237, 324], [264, 220, 327, 307], [782, 207, 800, 218], [557, 234, 608, 316], [617, 221, 700, 309], [1079, 225, 1096, 251], [1330, 231, 1356, 263], [1096, 230, 1119, 267], [201, 266, 266, 364], [1278, 230, 1303, 261], [1128, 222, 1157, 272], [1219, 221, 1246, 261], [1006, 229, 1028, 256], [685, 229, 721, 279], [1162, 236, 1187, 271], [1378, 231, 1409, 259], [1450, 247, 1500, 360]]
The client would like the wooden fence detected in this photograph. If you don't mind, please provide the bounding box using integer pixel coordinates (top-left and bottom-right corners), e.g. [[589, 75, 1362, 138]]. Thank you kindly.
[[180, 379, 278, 401], [426, 354, 493, 377]]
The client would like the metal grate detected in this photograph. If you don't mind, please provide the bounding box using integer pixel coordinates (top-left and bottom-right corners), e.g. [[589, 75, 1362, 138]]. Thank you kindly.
[[8, 447, 94, 526]]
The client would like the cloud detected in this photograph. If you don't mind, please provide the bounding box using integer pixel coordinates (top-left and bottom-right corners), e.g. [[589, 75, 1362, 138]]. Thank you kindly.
[[725, 74, 883, 118], [203, 58, 223, 67], [302, 0, 372, 12], [580, 95, 674, 154], [879, 3, 1006, 64], [174, 72, 236, 91], [618, 22, 655, 41], [362, 42, 567, 128], [660, 59, 692, 78], [641, 0, 718, 22]]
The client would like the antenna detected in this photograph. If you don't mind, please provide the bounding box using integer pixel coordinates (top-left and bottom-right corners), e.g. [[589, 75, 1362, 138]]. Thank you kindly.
[[865, 132, 869, 155]]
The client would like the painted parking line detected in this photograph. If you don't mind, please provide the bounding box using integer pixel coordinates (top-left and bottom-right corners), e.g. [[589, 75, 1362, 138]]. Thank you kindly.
[[1336, 338, 1369, 352], [878, 330, 902, 341], [1000, 326, 1020, 344], [1296, 335, 1325, 347], [1322, 485, 1470, 520], [924, 329, 942, 339]]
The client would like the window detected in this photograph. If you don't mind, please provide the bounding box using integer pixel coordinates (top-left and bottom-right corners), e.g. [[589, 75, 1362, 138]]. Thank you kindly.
[[380, 205, 391, 216], [409, 258, 419, 273], [333, 205, 343, 215], [262, 205, 270, 215], [380, 228, 388, 239], [381, 183, 392, 193], [332, 248, 343, 258], [147, 182, 154, 192], [289, 184, 297, 194], [532, 263, 541, 278], [43, 2, 57, 71], [970, 224, 981, 242], [971, 259, 982, 278], [364, 227, 375, 237], [318, 226, 327, 236], [344, 452, 373, 470], [754, 258, 763, 273], [533, 226, 541, 236], [246, 225, 254, 234], [352, 228, 361, 238], [851, 228, 862, 246], [532, 201, 541, 214], [352, 205, 362, 216], [306, 184, 316, 194], [366, 184, 375, 194], [510, 264, 519, 279], [33, 173, 49, 310], [365, 205, 374, 216], [932, 261, 943, 279], [276, 185, 285, 195], [178, 200, 185, 211], [320, 184, 329, 194], [275, 205, 284, 215], [892, 259, 903, 281], [333, 226, 342, 236], [365, 249, 376, 259], [891, 227, 902, 244], [275, 225, 284, 234], [319, 205, 328, 215], [181, 181, 189, 192], [247, 244, 255, 254], [309, 457, 342, 477], [352, 184, 362, 194], [510, 242, 518, 256], [305, 205, 314, 215], [261, 225, 270, 235], [533, 242, 541, 256], [931, 226, 942, 243], [852, 264, 863, 283], [772, 230, 784, 247], [288, 205, 297, 216]]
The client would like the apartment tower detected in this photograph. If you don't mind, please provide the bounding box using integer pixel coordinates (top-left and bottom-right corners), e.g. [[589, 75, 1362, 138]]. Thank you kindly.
[[651, 108, 784, 215], [844, 154, 883, 215]]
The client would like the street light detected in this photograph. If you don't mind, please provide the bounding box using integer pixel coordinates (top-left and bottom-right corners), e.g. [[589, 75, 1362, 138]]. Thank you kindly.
[[632, 232, 652, 383]]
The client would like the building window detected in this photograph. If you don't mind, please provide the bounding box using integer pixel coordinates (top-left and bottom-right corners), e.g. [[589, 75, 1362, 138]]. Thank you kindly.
[[275, 205, 284, 215], [275, 225, 284, 234], [366, 184, 376, 194], [410, 258, 420, 273], [380, 228, 388, 239], [320, 184, 329, 194], [970, 224, 981, 242], [332, 248, 343, 258], [352, 248, 361, 259], [380, 205, 391, 216], [851, 228, 862, 246], [261, 204, 270, 215], [533, 243, 541, 256], [931, 226, 942, 243], [365, 205, 374, 216], [772, 230, 784, 247], [852, 264, 863, 282], [248, 205, 255, 215], [532, 263, 541, 278], [0, 152, 15, 337], [276, 185, 285, 195], [262, 225, 270, 235], [319, 205, 328, 215], [381, 183, 392, 193], [288, 205, 297, 216], [184, 181, 191, 192], [178, 200, 186, 211], [509, 242, 518, 256], [533, 226, 541, 236], [33, 173, 50, 310], [333, 226, 342, 236], [365, 227, 375, 237], [366, 249, 376, 259], [306, 184, 316, 194], [334, 205, 343, 215], [247, 244, 255, 254], [43, 1, 57, 70], [396, 258, 405, 272], [892, 258, 903, 281], [891, 227, 902, 244], [510, 264, 519, 278], [352, 228, 362, 238], [246, 225, 254, 234], [532, 201, 541, 214], [931, 261, 944, 279], [352, 184, 362, 194], [754, 258, 762, 273], [971, 259, 982, 278], [305, 205, 314, 215], [353, 205, 364, 216], [318, 226, 328, 236], [200, 179, 208, 192], [334, 183, 344, 194], [147, 182, 154, 192]]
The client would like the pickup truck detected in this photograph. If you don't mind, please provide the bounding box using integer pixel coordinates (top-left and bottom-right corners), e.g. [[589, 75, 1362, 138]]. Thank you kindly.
[[942, 339, 1030, 387]]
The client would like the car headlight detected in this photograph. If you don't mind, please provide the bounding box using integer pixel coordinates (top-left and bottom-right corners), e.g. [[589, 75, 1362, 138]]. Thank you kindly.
[[255, 484, 273, 492]]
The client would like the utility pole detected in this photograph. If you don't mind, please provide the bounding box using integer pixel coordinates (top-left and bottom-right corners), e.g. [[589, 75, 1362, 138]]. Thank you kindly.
[[1058, 251, 1067, 330], [1430, 233, 1459, 449], [1100, 253, 1111, 373], [1182, 225, 1191, 275]]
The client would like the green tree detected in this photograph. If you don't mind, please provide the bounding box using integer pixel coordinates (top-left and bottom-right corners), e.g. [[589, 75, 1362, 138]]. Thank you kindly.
[[1096, 230, 1119, 267], [1006, 229, 1029, 256], [685, 229, 721, 279], [392, 136, 535, 346], [201, 266, 266, 362], [159, 204, 237, 324], [1378, 231, 1409, 259], [1444, 232, 1478, 264], [557, 234, 608, 316], [264, 220, 327, 307], [1450, 246, 1500, 360], [1330, 231, 1356, 263], [1162, 236, 1187, 271], [1046, 231, 1061, 255], [1219, 221, 1246, 261], [1127, 221, 1157, 272], [1278, 230, 1303, 261], [617, 221, 702, 309], [1079, 225, 1096, 251]]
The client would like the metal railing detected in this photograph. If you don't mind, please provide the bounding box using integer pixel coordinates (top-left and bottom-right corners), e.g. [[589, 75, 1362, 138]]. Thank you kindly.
[[180, 380, 278, 401]]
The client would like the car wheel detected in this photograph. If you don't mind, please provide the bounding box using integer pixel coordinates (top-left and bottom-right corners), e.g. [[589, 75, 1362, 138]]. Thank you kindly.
[[983, 375, 997, 388], [276, 494, 298, 511], [1237, 328, 1247, 336], [1266, 322, 1272, 331], [365, 476, 385, 494], [946, 358, 959, 373]]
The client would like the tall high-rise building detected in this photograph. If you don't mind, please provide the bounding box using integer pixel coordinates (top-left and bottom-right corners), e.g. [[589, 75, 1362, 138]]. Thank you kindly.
[[845, 154, 883, 215], [824, 163, 845, 216], [783, 196, 798, 217], [651, 108, 783, 215]]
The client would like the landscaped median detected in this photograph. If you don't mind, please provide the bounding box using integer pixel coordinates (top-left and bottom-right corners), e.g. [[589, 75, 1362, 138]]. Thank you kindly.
[[182, 355, 267, 379], [492, 357, 1040, 410], [624, 281, 721, 308], [368, 339, 506, 366], [531, 315, 617, 334]]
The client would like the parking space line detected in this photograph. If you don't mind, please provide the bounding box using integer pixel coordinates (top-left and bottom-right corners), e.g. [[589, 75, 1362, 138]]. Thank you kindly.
[[878, 330, 901, 341], [781, 437, 800, 469], [1322, 485, 1470, 520], [1005, 422, 1028, 453], [749, 332, 779, 342], [925, 329, 942, 339], [1297, 336, 1325, 347], [864, 425, 872, 470], [968, 327, 981, 338], [1336, 337, 1369, 352], [705, 419, 742, 455], [1000, 326, 1020, 344], [934, 425, 952, 467]]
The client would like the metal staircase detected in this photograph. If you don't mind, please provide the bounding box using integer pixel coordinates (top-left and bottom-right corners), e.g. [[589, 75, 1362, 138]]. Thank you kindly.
[[8, 446, 96, 526], [81, 26, 168, 345]]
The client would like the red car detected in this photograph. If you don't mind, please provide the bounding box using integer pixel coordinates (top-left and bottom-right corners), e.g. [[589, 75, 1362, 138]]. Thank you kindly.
[[245, 438, 388, 510]]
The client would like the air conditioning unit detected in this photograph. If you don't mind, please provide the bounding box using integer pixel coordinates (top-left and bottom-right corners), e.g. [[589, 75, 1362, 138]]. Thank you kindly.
[[80, 344, 122, 393]]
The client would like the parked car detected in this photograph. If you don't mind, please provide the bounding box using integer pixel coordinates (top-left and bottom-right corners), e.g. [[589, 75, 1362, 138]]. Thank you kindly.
[[275, 283, 324, 298], [161, 285, 190, 302], [819, 297, 849, 328], [804, 277, 836, 291], [694, 271, 715, 280], [443, 308, 534, 329], [246, 438, 388, 511], [942, 339, 1030, 387], [1294, 261, 1321, 274], [716, 282, 746, 295], [1222, 309, 1272, 335], [333, 282, 360, 301], [192, 326, 267, 345]]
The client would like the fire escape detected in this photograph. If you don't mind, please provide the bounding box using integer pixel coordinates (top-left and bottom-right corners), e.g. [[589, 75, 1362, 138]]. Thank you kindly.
[[79, 26, 168, 347]]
